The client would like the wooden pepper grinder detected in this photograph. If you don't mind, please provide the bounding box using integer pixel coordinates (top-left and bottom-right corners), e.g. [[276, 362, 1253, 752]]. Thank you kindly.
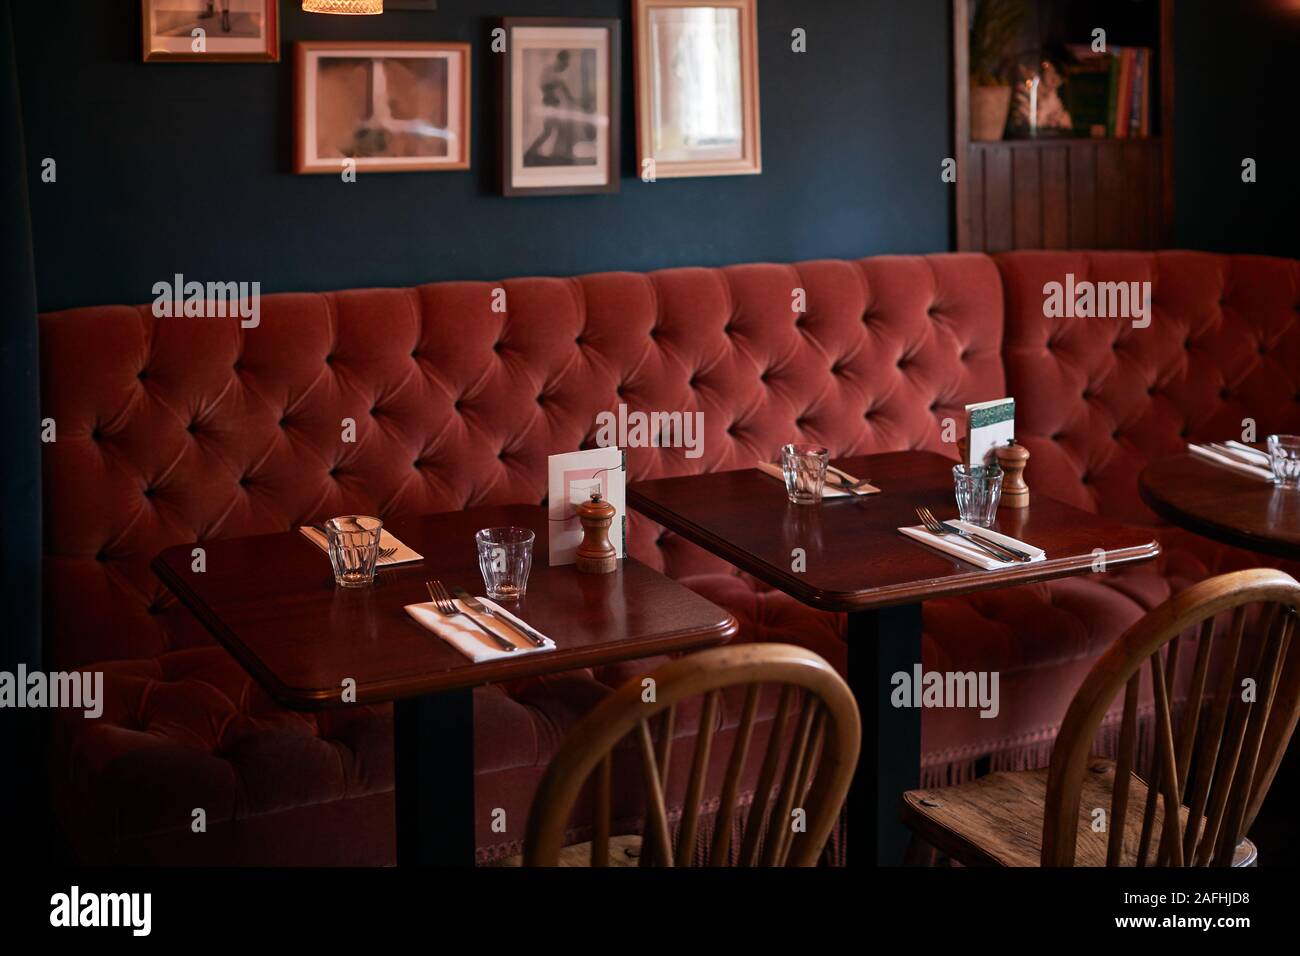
[[995, 441, 1030, 509], [575, 491, 618, 574]]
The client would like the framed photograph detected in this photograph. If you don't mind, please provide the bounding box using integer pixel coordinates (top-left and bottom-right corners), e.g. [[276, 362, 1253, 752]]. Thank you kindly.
[[633, 0, 762, 178], [295, 42, 471, 175], [142, 0, 279, 63], [500, 18, 620, 196]]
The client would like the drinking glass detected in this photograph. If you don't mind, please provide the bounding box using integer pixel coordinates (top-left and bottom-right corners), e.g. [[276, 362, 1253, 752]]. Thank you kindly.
[[953, 463, 1004, 528], [1267, 434, 1300, 489], [325, 515, 383, 588], [781, 443, 829, 505], [476, 527, 535, 601]]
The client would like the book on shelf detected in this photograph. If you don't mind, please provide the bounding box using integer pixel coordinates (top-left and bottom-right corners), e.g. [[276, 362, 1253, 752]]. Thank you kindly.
[[1063, 43, 1154, 139]]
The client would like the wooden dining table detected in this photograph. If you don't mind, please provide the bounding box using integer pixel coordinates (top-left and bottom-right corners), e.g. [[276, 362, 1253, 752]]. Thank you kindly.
[[629, 450, 1162, 865], [151, 503, 738, 867], [1140, 453, 1300, 561]]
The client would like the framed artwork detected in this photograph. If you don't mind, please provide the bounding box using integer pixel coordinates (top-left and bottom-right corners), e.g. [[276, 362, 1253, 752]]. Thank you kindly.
[[499, 18, 621, 196], [142, 0, 279, 63], [295, 42, 471, 175], [633, 0, 762, 178]]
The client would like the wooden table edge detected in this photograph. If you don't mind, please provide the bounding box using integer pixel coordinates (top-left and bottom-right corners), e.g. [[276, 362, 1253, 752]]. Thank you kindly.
[[629, 489, 1161, 612], [152, 552, 739, 711], [1138, 468, 1299, 561]]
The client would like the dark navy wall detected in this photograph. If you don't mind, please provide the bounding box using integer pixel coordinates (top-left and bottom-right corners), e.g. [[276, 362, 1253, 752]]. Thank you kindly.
[[13, 1, 953, 312], [1172, 0, 1300, 259]]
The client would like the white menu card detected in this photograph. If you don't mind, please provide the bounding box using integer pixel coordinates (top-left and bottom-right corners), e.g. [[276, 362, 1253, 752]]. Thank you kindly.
[[547, 447, 627, 566]]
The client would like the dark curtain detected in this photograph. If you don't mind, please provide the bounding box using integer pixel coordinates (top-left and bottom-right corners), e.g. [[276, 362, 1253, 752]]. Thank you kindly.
[[0, 0, 44, 857]]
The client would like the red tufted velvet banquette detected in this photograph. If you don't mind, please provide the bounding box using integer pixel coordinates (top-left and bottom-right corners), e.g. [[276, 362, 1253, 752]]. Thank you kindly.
[[40, 250, 1299, 863]]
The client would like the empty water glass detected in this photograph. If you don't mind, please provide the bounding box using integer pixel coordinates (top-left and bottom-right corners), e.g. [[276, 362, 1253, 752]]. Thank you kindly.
[[1267, 434, 1300, 489], [953, 463, 1003, 528], [781, 443, 829, 505], [325, 515, 383, 588], [476, 527, 535, 601]]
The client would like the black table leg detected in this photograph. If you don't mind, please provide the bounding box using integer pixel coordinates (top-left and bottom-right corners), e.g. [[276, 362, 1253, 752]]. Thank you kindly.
[[846, 603, 923, 866], [393, 687, 475, 866]]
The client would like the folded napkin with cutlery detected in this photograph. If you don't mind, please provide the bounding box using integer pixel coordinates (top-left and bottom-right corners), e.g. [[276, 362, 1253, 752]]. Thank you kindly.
[[404, 597, 556, 662], [1187, 441, 1273, 481], [899, 520, 1046, 570], [298, 526, 424, 566], [756, 462, 880, 497]]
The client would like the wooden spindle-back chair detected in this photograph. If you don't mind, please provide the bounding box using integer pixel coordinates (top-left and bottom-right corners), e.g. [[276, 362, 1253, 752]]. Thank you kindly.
[[902, 569, 1300, 867], [522, 643, 861, 867]]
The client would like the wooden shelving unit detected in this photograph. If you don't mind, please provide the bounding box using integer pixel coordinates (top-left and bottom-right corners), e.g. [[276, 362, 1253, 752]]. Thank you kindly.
[[953, 0, 1175, 252]]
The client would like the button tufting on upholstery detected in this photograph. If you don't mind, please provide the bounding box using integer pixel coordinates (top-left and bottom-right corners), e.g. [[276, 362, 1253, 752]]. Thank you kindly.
[[143, 487, 156, 498], [91, 427, 102, 441], [324, 354, 334, 365], [137, 369, 149, 381]]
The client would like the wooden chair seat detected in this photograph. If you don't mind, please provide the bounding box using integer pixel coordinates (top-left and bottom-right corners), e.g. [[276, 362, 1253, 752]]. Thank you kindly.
[[490, 835, 643, 867], [902, 760, 1257, 867]]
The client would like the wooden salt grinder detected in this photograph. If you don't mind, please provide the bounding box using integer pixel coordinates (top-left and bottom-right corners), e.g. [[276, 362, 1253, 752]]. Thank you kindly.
[[575, 491, 618, 574], [995, 442, 1030, 508]]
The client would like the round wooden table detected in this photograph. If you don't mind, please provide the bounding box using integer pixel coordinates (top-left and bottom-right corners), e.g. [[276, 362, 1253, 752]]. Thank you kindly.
[[1140, 453, 1300, 561]]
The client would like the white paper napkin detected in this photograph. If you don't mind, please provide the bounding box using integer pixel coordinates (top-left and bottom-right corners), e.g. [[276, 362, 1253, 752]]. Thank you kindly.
[[1224, 440, 1272, 466], [1187, 444, 1274, 482], [756, 461, 880, 498], [299, 525, 424, 566], [898, 520, 1046, 570], [404, 597, 556, 663]]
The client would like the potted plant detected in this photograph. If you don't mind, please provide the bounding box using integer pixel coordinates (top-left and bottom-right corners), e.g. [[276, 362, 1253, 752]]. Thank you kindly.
[[969, 0, 1026, 141]]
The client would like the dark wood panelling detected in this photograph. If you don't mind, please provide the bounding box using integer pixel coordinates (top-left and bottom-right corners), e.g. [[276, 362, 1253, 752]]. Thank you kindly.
[[967, 139, 1162, 252], [1068, 142, 1097, 248], [1041, 146, 1069, 249], [1012, 149, 1041, 249], [983, 147, 1013, 252]]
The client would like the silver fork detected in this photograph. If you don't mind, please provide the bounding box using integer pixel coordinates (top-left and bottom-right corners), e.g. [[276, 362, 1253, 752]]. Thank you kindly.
[[451, 586, 549, 647], [425, 580, 517, 652], [915, 506, 1020, 563]]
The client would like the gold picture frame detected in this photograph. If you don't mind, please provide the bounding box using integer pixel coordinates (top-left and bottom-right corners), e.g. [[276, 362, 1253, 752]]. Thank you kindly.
[[295, 41, 472, 175], [142, 0, 279, 63], [633, 0, 762, 178]]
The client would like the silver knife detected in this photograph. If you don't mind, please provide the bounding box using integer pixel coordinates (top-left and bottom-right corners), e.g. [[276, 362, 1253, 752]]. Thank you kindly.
[[452, 587, 549, 648], [938, 520, 1033, 562]]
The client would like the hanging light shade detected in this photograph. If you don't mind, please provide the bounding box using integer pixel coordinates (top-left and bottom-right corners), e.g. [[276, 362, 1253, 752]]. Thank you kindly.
[[303, 0, 383, 14]]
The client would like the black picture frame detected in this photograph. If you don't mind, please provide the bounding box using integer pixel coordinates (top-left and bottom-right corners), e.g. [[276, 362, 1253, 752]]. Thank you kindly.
[[499, 17, 621, 197]]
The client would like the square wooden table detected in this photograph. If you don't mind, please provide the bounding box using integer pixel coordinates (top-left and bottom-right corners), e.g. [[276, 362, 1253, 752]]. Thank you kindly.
[[628, 450, 1161, 865], [152, 503, 737, 866]]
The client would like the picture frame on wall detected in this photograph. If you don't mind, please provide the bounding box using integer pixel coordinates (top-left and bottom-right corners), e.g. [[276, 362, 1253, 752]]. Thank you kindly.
[[295, 41, 471, 175], [142, 0, 279, 63], [633, 0, 762, 178], [500, 18, 621, 196]]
